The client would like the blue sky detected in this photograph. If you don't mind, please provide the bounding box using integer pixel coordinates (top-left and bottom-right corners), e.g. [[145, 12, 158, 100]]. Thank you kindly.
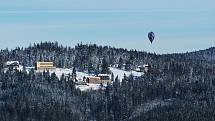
[[0, 0, 214, 53]]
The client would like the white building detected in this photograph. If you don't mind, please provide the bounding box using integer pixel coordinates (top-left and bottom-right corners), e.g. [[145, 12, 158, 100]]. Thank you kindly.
[[4, 61, 23, 72], [6, 61, 19, 66]]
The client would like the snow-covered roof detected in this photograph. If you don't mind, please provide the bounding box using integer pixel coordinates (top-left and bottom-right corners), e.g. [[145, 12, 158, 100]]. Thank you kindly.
[[26, 67, 35, 69], [86, 76, 100, 79], [98, 74, 110, 76], [6, 61, 19, 66], [143, 64, 150, 67]]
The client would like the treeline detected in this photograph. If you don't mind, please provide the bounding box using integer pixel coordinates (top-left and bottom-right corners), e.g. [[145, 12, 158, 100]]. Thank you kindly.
[[0, 42, 158, 71], [0, 42, 215, 121], [1, 42, 213, 72]]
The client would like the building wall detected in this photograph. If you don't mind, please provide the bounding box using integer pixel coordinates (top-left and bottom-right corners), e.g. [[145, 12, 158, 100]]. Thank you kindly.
[[86, 77, 101, 84], [36, 62, 56, 70], [98, 74, 111, 84]]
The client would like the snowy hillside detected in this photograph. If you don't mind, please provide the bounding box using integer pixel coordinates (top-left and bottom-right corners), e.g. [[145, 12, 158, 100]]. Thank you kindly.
[[42, 68, 102, 91], [76, 83, 104, 91], [109, 67, 143, 81], [47, 67, 143, 82], [35, 67, 143, 91], [41, 68, 89, 81]]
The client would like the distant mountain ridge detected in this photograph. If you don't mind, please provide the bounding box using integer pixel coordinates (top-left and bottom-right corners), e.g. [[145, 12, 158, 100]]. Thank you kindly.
[[161, 47, 215, 63], [184, 47, 215, 62]]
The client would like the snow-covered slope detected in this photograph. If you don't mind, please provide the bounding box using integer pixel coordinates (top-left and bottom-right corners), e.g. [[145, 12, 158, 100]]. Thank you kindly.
[[47, 68, 89, 81], [36, 67, 142, 91], [76, 84, 103, 91], [109, 67, 143, 81], [42, 68, 101, 91], [4, 65, 23, 72]]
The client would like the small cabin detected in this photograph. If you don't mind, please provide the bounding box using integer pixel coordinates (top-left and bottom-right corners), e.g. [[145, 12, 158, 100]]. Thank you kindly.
[[135, 66, 145, 72], [121, 64, 126, 70], [143, 64, 151, 73]]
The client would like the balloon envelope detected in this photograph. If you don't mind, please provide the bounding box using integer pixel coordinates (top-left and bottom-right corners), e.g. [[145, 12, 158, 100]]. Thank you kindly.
[[148, 32, 155, 43]]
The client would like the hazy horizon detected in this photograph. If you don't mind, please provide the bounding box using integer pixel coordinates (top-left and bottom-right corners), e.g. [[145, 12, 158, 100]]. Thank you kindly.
[[0, 0, 214, 54]]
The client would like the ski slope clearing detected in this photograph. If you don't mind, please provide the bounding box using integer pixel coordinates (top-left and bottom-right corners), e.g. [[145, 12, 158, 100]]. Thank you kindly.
[[39, 68, 101, 91], [36, 67, 142, 91], [47, 68, 89, 81], [109, 67, 143, 81]]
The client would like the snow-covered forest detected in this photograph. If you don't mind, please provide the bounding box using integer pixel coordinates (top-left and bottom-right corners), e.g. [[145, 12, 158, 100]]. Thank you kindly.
[[0, 42, 215, 121]]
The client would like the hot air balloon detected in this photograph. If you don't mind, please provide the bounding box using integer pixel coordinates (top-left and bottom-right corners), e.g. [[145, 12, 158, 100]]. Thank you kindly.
[[148, 32, 155, 43]]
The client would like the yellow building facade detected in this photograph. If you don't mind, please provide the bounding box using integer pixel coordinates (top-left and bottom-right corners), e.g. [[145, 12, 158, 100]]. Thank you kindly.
[[36, 62, 56, 70]]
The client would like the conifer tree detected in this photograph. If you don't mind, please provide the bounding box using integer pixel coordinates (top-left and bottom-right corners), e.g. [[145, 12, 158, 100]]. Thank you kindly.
[[101, 58, 109, 74]]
